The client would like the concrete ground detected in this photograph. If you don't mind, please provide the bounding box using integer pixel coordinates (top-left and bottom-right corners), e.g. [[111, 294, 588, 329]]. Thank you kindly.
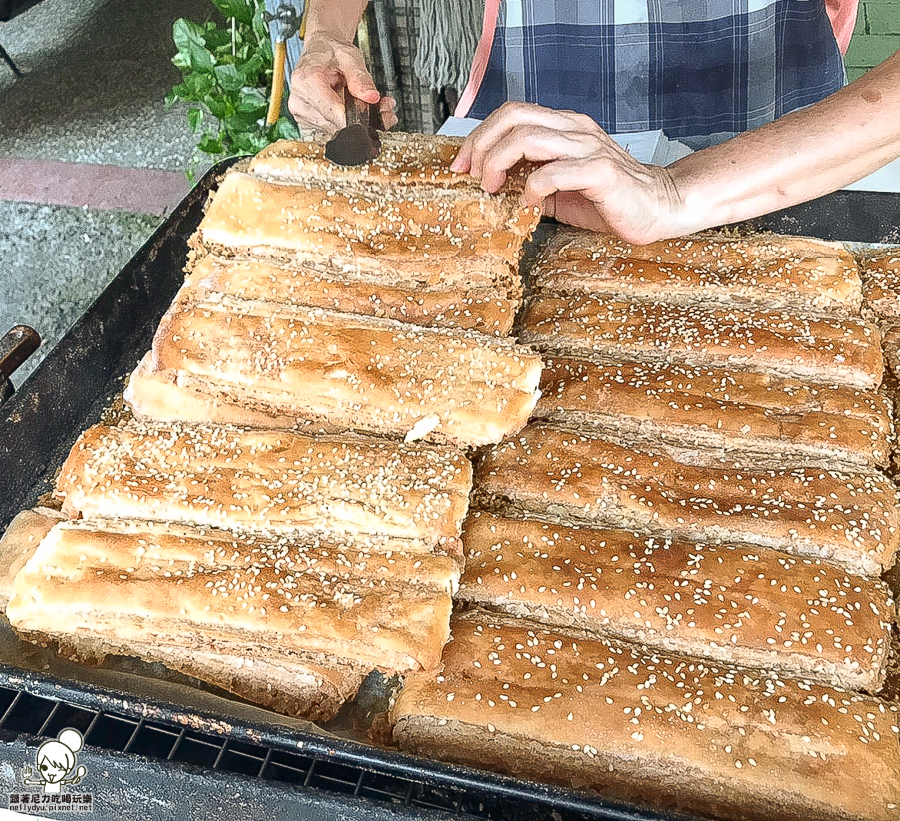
[[0, 0, 211, 383]]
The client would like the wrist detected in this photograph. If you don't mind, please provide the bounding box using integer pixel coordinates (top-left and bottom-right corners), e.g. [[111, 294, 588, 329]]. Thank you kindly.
[[631, 166, 704, 243], [301, 31, 342, 55], [303, 29, 344, 48], [305, 0, 367, 45], [655, 161, 729, 239]]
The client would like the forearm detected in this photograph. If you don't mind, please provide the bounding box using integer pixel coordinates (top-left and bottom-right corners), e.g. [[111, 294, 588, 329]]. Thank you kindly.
[[667, 50, 900, 235], [305, 0, 369, 44]]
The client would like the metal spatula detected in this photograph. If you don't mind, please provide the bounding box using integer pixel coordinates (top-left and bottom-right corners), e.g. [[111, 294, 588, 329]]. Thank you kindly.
[[325, 87, 384, 167]]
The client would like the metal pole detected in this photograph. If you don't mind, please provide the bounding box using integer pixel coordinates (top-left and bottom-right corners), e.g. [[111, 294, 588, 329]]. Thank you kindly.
[[371, 0, 399, 106]]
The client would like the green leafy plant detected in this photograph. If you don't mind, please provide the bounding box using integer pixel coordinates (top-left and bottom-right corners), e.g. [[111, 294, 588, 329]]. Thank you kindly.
[[166, 0, 299, 179]]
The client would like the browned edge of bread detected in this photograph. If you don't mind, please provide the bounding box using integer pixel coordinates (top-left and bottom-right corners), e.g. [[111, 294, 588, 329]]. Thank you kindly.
[[392, 610, 900, 821], [458, 510, 895, 693], [473, 422, 900, 577]]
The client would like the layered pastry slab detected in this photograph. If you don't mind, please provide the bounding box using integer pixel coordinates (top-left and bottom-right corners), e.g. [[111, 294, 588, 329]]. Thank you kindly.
[[520, 295, 883, 390], [393, 611, 900, 821], [7, 518, 460, 719], [474, 423, 900, 576], [458, 511, 894, 692], [140, 294, 543, 448], [533, 356, 892, 470], [55, 421, 473, 549], [532, 228, 862, 314]]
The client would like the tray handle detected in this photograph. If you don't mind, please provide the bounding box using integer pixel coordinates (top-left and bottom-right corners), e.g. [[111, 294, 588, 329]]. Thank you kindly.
[[0, 325, 41, 405]]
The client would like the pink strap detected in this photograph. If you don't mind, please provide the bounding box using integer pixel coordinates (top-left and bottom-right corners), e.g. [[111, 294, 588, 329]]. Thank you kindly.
[[454, 0, 502, 118], [824, 0, 859, 54]]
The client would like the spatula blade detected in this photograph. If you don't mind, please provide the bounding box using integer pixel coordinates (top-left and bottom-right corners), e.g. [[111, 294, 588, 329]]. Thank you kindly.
[[324, 87, 384, 167], [324, 123, 381, 166]]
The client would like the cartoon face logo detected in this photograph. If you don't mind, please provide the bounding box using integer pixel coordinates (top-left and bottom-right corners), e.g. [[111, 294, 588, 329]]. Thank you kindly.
[[22, 728, 87, 795]]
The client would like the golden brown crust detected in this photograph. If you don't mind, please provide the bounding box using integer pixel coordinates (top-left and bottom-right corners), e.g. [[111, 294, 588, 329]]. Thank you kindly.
[[193, 169, 539, 270], [883, 323, 900, 379], [860, 247, 900, 320], [0, 508, 66, 607], [534, 229, 862, 314], [55, 421, 473, 550], [520, 295, 884, 390], [193, 138, 541, 290], [31, 629, 365, 722], [149, 294, 542, 448], [124, 352, 346, 432], [533, 356, 893, 470], [152, 647, 365, 721], [7, 519, 458, 674], [249, 134, 530, 194], [458, 511, 894, 692], [392, 611, 900, 821], [184, 254, 520, 336], [473, 423, 900, 576]]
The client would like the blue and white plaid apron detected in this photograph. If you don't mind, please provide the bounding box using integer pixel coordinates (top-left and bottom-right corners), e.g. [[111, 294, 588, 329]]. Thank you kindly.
[[466, 0, 846, 148]]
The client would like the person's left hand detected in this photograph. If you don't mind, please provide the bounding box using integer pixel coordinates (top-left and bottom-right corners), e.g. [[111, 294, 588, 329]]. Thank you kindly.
[[450, 102, 686, 244]]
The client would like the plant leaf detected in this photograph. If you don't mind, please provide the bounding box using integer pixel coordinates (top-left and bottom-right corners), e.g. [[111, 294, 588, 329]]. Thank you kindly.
[[241, 49, 267, 80], [171, 72, 215, 102], [173, 19, 215, 73], [198, 133, 224, 155], [211, 0, 254, 24], [223, 109, 263, 134], [172, 52, 191, 71], [235, 86, 268, 116], [202, 27, 232, 51], [172, 0, 291, 177], [251, 3, 269, 42], [273, 117, 300, 140], [214, 63, 245, 91], [231, 128, 270, 154]]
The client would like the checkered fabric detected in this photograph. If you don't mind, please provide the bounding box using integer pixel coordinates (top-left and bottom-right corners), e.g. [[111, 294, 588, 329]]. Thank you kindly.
[[467, 0, 847, 147]]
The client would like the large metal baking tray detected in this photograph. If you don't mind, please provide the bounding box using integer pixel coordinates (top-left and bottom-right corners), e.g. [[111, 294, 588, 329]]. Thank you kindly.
[[1, 161, 898, 821]]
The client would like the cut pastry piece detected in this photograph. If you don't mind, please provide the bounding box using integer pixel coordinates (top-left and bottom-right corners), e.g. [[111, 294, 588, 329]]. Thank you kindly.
[[182, 253, 520, 336], [520, 295, 883, 390], [7, 520, 460, 717], [148, 295, 542, 448], [533, 356, 892, 470], [55, 421, 472, 551], [458, 511, 894, 692], [473, 423, 900, 577], [192, 163, 539, 276], [532, 228, 862, 314], [393, 610, 900, 821], [49, 630, 366, 723]]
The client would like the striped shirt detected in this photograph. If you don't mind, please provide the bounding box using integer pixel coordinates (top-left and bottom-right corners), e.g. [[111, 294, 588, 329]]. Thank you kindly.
[[459, 0, 851, 148]]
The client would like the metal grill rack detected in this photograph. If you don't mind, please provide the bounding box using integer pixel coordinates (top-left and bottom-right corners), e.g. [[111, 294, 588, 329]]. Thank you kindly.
[[0, 676, 683, 821]]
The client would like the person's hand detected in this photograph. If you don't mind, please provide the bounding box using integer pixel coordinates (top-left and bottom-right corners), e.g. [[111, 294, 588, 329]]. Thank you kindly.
[[288, 34, 398, 136], [450, 102, 687, 244]]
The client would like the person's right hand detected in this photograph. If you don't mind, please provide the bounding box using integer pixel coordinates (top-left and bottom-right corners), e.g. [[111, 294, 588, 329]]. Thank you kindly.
[[288, 34, 397, 136], [451, 102, 685, 244]]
